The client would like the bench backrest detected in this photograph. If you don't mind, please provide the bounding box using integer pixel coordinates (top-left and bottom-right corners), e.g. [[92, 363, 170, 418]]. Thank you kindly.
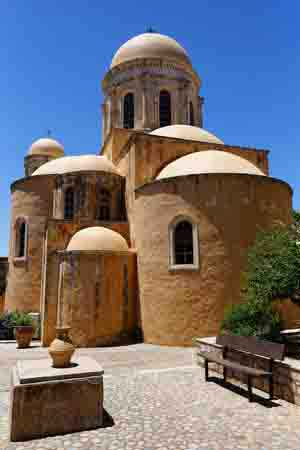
[[216, 334, 285, 360]]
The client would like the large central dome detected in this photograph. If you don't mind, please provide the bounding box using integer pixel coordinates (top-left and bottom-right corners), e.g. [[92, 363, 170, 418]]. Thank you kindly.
[[111, 32, 191, 69]]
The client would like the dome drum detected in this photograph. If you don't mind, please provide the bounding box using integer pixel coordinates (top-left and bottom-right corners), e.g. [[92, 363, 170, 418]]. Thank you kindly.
[[25, 154, 56, 177], [102, 33, 202, 140], [25, 137, 65, 177]]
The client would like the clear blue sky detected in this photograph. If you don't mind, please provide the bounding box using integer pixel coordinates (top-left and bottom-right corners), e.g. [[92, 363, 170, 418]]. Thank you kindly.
[[0, 1, 299, 256]]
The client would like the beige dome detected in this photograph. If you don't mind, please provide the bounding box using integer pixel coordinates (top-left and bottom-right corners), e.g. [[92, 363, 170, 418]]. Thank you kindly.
[[157, 150, 265, 180], [150, 125, 224, 144], [32, 155, 120, 176], [28, 138, 64, 158], [111, 32, 191, 69], [67, 227, 129, 252]]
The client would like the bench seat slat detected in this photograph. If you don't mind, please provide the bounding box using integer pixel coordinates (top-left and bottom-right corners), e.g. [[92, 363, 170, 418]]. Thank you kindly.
[[198, 351, 271, 377]]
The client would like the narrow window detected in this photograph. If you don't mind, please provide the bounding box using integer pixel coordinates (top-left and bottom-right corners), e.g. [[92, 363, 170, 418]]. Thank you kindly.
[[189, 102, 195, 126], [123, 93, 134, 129], [174, 221, 194, 265], [18, 222, 26, 257], [64, 187, 74, 220], [15, 220, 27, 258], [159, 90, 171, 127], [97, 188, 111, 220]]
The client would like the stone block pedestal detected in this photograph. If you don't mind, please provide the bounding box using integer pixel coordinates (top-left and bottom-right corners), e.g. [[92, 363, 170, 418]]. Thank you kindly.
[[10, 356, 104, 442]]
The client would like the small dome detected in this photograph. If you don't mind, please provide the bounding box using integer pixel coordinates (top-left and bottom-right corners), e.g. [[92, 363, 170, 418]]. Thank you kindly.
[[32, 155, 120, 176], [111, 32, 191, 69], [150, 125, 224, 144], [157, 150, 265, 180], [28, 138, 64, 158], [67, 227, 129, 252]]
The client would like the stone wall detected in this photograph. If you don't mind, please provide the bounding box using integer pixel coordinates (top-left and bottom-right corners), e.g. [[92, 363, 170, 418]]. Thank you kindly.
[[195, 337, 300, 405], [5, 176, 53, 312], [52, 172, 126, 222], [132, 134, 269, 186], [42, 250, 138, 347], [133, 174, 292, 346], [102, 129, 270, 248], [41, 220, 131, 345]]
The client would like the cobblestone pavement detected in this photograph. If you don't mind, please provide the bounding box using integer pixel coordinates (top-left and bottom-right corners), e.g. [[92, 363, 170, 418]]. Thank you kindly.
[[1, 343, 300, 449]]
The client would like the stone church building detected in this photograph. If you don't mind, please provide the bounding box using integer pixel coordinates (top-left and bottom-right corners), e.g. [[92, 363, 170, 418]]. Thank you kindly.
[[4, 32, 293, 346]]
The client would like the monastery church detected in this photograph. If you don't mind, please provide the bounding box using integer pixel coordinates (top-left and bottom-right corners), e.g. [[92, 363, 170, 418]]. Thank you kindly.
[[3, 32, 293, 346]]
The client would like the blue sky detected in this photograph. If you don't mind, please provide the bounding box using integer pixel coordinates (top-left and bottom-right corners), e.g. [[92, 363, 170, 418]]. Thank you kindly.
[[0, 1, 299, 255]]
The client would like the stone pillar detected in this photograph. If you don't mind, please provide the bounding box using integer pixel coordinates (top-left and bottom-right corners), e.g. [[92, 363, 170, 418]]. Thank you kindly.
[[57, 256, 65, 328], [110, 88, 120, 129], [198, 96, 204, 128], [135, 80, 143, 129], [101, 102, 108, 141], [177, 83, 185, 124], [141, 83, 148, 129]]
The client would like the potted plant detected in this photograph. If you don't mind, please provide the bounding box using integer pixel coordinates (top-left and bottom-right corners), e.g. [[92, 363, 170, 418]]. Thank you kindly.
[[12, 312, 35, 349]]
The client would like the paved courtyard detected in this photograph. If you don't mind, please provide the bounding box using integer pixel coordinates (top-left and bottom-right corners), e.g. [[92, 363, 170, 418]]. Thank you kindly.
[[1, 343, 300, 449]]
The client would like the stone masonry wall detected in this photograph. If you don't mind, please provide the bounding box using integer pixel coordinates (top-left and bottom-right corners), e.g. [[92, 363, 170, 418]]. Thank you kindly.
[[5, 176, 53, 312], [42, 251, 138, 347], [133, 174, 292, 346], [133, 134, 269, 187]]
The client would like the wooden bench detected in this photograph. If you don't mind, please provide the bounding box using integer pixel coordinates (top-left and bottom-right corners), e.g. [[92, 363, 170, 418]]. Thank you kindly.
[[198, 335, 285, 402]]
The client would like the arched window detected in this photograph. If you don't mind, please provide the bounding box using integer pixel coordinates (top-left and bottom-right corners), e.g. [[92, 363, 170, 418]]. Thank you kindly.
[[97, 188, 111, 221], [189, 102, 195, 126], [174, 221, 193, 264], [15, 219, 28, 259], [64, 187, 74, 220], [169, 218, 199, 269], [159, 90, 171, 127], [123, 93, 134, 129]]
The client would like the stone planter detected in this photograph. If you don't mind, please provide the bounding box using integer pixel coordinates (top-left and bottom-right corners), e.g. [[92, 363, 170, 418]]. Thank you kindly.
[[15, 326, 34, 349], [49, 327, 75, 368]]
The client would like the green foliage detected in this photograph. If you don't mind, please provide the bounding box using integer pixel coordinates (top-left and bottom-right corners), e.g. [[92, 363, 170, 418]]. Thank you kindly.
[[11, 311, 33, 327], [222, 221, 300, 341], [221, 301, 282, 341], [243, 227, 300, 305], [0, 311, 33, 339], [292, 209, 300, 224], [0, 312, 15, 339]]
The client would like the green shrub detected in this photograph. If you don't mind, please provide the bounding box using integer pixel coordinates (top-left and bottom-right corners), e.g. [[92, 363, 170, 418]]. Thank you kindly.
[[222, 220, 300, 341], [221, 301, 282, 341], [243, 227, 300, 306]]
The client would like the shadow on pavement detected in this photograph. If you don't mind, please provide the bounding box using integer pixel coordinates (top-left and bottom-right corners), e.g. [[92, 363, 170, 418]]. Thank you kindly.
[[207, 375, 280, 408]]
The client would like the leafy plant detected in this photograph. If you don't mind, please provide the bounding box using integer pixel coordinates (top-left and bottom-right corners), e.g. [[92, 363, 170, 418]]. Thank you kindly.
[[222, 216, 300, 341], [222, 301, 282, 341], [11, 311, 33, 327], [243, 227, 300, 306], [0, 312, 15, 339]]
